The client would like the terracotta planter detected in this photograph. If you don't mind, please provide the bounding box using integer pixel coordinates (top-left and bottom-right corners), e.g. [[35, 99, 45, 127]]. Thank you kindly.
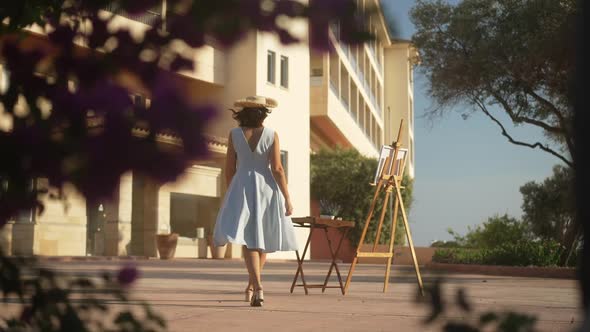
[[156, 233, 179, 259], [207, 235, 227, 259]]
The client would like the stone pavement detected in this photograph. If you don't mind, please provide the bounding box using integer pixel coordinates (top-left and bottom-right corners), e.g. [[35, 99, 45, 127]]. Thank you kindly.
[[41, 259, 581, 332]]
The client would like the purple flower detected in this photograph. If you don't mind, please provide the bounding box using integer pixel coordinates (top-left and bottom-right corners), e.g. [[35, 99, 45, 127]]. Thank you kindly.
[[88, 16, 109, 49], [117, 264, 139, 286], [148, 72, 218, 157], [278, 29, 300, 45], [167, 16, 206, 48], [169, 55, 195, 72], [20, 305, 33, 323], [275, 0, 306, 17], [48, 25, 77, 50]]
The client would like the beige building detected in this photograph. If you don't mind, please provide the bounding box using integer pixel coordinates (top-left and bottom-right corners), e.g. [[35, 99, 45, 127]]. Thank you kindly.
[[0, 1, 416, 260], [310, 0, 417, 177]]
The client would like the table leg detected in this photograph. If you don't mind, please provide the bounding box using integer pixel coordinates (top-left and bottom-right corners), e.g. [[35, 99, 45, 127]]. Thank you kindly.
[[321, 227, 349, 295], [290, 249, 303, 293], [321, 228, 333, 293], [290, 226, 314, 295], [333, 228, 349, 295]]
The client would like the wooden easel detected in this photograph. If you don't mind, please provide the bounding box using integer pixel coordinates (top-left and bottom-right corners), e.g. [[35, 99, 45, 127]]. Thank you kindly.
[[343, 119, 424, 295]]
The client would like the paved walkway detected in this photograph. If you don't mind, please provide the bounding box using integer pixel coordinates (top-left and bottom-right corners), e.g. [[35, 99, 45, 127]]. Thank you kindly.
[[38, 259, 582, 331]]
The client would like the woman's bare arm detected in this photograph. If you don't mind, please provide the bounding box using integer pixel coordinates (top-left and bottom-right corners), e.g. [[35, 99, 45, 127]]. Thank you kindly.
[[225, 131, 236, 188], [270, 132, 293, 216]]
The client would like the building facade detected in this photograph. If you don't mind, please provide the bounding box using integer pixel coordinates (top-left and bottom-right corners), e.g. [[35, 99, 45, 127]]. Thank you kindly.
[[310, 0, 418, 178], [0, 0, 416, 260]]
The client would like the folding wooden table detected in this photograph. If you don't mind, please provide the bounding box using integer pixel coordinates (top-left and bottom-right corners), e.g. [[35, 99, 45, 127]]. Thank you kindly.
[[290, 216, 355, 295]]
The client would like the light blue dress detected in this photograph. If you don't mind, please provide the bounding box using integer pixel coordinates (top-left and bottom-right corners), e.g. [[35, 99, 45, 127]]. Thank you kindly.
[[213, 127, 298, 252]]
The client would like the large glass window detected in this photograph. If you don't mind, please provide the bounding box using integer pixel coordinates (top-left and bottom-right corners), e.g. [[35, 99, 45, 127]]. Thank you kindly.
[[3, 179, 37, 223], [280, 56, 289, 88], [267, 51, 276, 84], [170, 193, 220, 238]]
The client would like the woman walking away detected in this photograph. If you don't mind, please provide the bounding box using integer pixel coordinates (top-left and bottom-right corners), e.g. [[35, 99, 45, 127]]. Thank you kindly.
[[213, 95, 298, 307]]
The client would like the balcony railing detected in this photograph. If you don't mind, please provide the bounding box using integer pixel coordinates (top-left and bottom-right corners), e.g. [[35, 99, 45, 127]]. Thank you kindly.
[[102, 3, 163, 27], [327, 81, 380, 151], [329, 80, 338, 96], [329, 25, 382, 119], [367, 43, 383, 75]]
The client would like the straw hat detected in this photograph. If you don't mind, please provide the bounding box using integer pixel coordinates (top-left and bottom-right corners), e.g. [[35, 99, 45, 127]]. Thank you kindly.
[[233, 95, 278, 109]]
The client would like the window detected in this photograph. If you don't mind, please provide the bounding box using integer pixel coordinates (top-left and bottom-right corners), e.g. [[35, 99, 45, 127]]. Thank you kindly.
[[311, 68, 323, 77], [280, 56, 289, 88], [5, 179, 37, 223], [280, 150, 288, 180], [170, 193, 220, 238], [267, 51, 276, 84]]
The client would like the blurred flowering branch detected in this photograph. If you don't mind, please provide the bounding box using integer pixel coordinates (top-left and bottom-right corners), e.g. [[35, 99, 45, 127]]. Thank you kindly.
[[0, 1, 373, 330], [418, 280, 541, 332], [0, 250, 162, 331], [0, 0, 373, 227]]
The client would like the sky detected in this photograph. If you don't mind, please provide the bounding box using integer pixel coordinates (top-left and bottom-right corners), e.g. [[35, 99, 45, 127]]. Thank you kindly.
[[380, 0, 563, 245]]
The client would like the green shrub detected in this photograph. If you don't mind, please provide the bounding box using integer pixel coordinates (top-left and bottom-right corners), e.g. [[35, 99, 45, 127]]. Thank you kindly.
[[448, 214, 533, 249], [310, 148, 413, 247], [432, 240, 572, 267]]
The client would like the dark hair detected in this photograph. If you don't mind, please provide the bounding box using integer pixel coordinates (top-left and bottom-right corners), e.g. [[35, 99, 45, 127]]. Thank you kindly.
[[231, 107, 271, 128]]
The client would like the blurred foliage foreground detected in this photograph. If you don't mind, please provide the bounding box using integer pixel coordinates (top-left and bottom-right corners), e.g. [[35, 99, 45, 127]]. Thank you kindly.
[[1, 250, 161, 331], [0, 0, 373, 330]]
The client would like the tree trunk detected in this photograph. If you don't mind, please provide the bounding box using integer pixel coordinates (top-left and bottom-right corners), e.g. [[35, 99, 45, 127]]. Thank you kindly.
[[573, 0, 589, 310], [559, 221, 581, 266]]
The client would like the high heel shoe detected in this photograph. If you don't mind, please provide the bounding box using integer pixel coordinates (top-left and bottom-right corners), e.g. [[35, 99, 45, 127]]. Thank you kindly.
[[250, 289, 264, 307], [245, 288, 254, 302]]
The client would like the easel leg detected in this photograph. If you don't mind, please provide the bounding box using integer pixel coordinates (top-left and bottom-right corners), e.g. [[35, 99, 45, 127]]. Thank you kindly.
[[394, 183, 424, 296], [343, 256, 358, 295], [383, 198, 400, 293], [373, 190, 391, 252], [344, 182, 383, 295], [357, 182, 383, 248]]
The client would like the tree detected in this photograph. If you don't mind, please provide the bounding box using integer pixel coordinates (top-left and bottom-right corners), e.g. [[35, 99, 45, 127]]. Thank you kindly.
[[410, 0, 577, 167], [310, 148, 413, 247], [520, 165, 579, 264], [447, 214, 532, 249]]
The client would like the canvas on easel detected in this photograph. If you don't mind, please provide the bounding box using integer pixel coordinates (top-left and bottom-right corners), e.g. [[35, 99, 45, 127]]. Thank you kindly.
[[343, 120, 424, 295], [371, 146, 408, 188], [371, 145, 394, 186]]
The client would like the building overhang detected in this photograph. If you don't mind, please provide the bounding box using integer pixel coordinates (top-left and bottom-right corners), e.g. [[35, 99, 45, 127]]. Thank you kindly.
[[86, 116, 227, 156], [386, 39, 421, 66]]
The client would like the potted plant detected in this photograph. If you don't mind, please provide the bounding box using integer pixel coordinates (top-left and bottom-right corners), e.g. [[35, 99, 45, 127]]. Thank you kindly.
[[206, 229, 227, 259], [319, 199, 341, 220], [156, 232, 179, 259]]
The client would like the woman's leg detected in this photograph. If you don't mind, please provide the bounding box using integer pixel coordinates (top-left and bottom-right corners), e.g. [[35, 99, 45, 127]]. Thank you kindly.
[[246, 250, 267, 290], [243, 246, 255, 290], [243, 246, 262, 291], [260, 252, 267, 271]]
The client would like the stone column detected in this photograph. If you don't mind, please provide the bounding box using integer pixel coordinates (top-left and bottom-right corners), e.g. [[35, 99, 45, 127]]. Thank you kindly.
[[103, 172, 133, 256], [32, 181, 87, 256]]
